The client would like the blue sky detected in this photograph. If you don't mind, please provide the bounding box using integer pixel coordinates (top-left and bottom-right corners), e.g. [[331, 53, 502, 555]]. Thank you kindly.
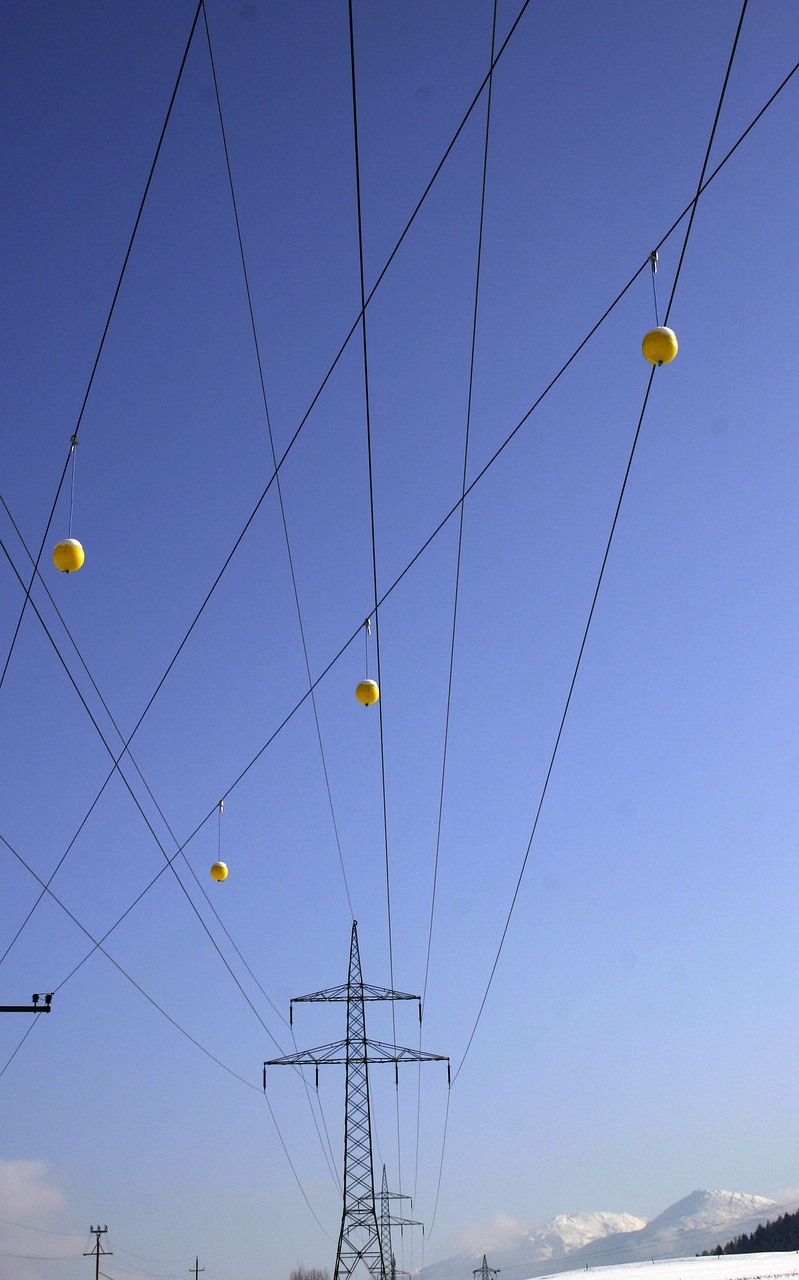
[[2, 2, 799, 1279]]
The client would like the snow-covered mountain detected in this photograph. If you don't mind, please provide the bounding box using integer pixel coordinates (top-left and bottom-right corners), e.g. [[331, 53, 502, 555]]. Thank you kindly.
[[419, 1190, 799, 1280], [531, 1211, 649, 1259], [562, 1191, 787, 1270]]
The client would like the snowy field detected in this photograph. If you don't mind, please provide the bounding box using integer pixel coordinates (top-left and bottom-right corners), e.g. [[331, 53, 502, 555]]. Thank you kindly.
[[531, 1255, 799, 1280]]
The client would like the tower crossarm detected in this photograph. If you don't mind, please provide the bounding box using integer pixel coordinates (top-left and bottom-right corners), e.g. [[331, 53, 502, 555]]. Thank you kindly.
[[352, 1202, 422, 1231], [387, 1214, 423, 1231], [265, 1039, 447, 1068], [291, 983, 418, 1005], [266, 1039, 349, 1067], [359, 1039, 446, 1065]]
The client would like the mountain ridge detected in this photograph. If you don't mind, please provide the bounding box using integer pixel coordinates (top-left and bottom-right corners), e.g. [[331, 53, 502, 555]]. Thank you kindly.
[[419, 1190, 799, 1280]]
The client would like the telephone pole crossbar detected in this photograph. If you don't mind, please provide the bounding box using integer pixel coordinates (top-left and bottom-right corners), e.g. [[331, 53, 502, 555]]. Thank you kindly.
[[0, 993, 53, 1013], [265, 921, 447, 1280]]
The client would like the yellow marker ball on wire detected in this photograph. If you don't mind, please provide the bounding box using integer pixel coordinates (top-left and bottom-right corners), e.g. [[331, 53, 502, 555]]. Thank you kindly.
[[210, 861, 228, 882], [355, 678, 380, 707], [53, 538, 85, 573], [642, 326, 678, 366]]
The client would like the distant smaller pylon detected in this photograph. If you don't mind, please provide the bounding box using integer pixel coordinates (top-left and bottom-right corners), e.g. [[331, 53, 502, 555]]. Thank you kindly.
[[473, 1256, 499, 1280]]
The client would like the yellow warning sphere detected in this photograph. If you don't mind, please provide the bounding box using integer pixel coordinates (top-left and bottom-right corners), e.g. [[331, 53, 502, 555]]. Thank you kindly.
[[53, 538, 85, 573], [210, 861, 228, 882], [642, 326, 678, 365], [355, 678, 380, 706]]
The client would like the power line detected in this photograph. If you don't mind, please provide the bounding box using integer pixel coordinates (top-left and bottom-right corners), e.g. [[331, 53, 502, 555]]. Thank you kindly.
[[0, 1013, 40, 1080], [0, 828, 258, 1090], [0, 853, 335, 1243], [0, 0, 205, 702], [345, 0, 402, 1198], [0, 534, 290, 1058], [0, 514, 342, 1188], [0, 39, 790, 1185], [450, 0, 751, 1087], [0, 522, 343, 1189], [201, 1, 354, 921], [664, 1, 749, 324], [0, 0, 538, 861], [422, 0, 499, 1020], [417, 0, 499, 1220], [346, 0, 396, 1071], [4, 6, 784, 1013], [17, 36, 792, 1085], [0, 1218, 87, 1238], [7, 46, 792, 1071]]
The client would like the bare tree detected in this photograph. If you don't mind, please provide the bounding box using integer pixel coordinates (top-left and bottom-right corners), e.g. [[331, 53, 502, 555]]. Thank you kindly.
[[289, 1266, 331, 1280]]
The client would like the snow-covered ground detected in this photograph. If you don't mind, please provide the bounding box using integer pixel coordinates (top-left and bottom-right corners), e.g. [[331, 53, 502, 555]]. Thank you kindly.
[[529, 1253, 799, 1280]]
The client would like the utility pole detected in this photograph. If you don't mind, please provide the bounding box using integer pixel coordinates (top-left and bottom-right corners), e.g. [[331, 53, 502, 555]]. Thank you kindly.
[[264, 921, 448, 1280], [0, 992, 52, 1013], [473, 1257, 500, 1280], [84, 1225, 111, 1280], [190, 1256, 205, 1280]]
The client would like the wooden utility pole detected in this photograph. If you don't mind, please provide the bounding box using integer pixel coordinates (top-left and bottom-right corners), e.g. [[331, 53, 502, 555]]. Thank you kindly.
[[84, 1224, 111, 1280], [191, 1257, 205, 1280]]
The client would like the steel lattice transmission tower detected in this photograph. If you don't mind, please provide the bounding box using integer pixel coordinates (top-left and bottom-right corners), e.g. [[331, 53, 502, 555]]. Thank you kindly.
[[376, 1164, 423, 1280], [354, 1163, 421, 1280], [474, 1257, 500, 1280], [264, 921, 448, 1280]]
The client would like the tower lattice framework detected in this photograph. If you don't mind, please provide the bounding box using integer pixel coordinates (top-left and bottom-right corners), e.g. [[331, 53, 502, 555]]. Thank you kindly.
[[375, 1164, 422, 1280], [265, 922, 448, 1280], [474, 1256, 500, 1280]]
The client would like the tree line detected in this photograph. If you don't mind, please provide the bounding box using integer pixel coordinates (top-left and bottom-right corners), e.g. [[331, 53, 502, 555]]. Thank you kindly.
[[700, 1207, 799, 1255]]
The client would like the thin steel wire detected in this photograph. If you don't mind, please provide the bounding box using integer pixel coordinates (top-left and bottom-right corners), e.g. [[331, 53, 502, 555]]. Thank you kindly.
[[451, 0, 751, 1086], [0, 0, 204, 700], [201, 0, 354, 921]]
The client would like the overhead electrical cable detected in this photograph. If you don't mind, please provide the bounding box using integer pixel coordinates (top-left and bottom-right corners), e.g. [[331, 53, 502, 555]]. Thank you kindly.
[[0, 829, 255, 1088], [415, 0, 499, 1219], [0, 0, 538, 826], [0, 895, 333, 1238], [450, 0, 750, 1088], [0, 535, 291, 1058], [0, 529, 343, 1195], [0, 1015, 40, 1081], [347, 0, 402, 1194], [0, 18, 781, 1239], [0, 832, 337, 1230], [201, 1, 354, 921], [2, 47, 791, 1095], [346, 0, 395, 1029], [0, 0, 204, 699], [0, 482, 343, 1195], [262, 1091, 336, 1241], [4, 0, 786, 961], [91, 1242, 188, 1267], [142, 45, 799, 884], [0, 1219, 87, 1238], [0, 499, 287, 1032], [422, 0, 498, 1020], [6, 0, 782, 979], [663, 0, 749, 323], [18, 45, 796, 1042], [0, 1248, 83, 1261]]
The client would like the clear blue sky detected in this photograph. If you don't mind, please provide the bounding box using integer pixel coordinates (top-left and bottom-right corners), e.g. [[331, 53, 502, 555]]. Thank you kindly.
[[2, 2, 799, 1279]]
